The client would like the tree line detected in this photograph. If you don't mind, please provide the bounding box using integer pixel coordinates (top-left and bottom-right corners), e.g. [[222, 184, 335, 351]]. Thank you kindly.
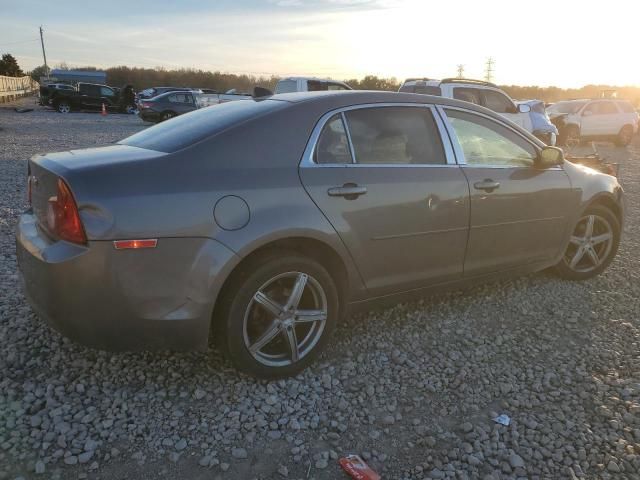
[[2, 54, 639, 105]]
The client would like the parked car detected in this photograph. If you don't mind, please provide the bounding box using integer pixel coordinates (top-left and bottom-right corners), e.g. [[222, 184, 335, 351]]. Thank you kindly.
[[399, 78, 557, 145], [516, 100, 559, 145], [38, 83, 75, 106], [274, 77, 352, 94], [138, 90, 251, 122], [137, 87, 200, 100], [50, 83, 137, 114], [546, 99, 639, 147], [17, 91, 624, 378]]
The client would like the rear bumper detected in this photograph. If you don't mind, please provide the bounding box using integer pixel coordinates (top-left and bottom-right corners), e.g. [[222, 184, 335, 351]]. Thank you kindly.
[[16, 212, 238, 352]]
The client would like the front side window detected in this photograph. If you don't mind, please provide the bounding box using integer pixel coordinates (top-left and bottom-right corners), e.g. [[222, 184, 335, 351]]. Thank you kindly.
[[100, 87, 114, 97], [482, 90, 514, 113], [344, 107, 446, 165], [168, 93, 192, 103], [453, 87, 482, 106], [327, 83, 348, 91], [445, 109, 537, 167], [314, 114, 352, 164], [597, 101, 618, 115]]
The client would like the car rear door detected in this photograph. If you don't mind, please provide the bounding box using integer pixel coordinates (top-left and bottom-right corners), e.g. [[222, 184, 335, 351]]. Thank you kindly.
[[299, 104, 470, 297], [439, 106, 574, 275]]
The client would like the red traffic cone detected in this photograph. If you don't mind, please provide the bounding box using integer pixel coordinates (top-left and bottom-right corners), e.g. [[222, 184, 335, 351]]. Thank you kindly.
[[101, 103, 107, 116]]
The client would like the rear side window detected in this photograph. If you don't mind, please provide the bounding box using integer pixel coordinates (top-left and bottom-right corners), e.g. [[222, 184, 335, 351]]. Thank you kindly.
[[619, 101, 635, 113], [119, 99, 288, 153], [307, 80, 327, 92], [453, 87, 482, 105], [315, 114, 352, 164], [343, 107, 446, 165], [401, 84, 442, 95]]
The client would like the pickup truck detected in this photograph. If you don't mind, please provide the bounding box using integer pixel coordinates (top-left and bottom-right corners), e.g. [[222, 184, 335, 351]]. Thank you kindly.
[[49, 83, 136, 114], [138, 90, 251, 123]]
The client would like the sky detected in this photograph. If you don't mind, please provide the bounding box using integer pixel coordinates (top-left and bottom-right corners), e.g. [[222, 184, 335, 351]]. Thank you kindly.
[[0, 0, 637, 88]]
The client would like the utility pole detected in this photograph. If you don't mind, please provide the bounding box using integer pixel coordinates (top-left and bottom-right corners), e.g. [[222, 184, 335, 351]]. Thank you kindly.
[[39, 26, 49, 77], [456, 64, 465, 78], [484, 57, 494, 83]]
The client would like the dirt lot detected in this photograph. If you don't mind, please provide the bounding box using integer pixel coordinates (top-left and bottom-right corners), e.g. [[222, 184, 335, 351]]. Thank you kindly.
[[0, 98, 639, 480]]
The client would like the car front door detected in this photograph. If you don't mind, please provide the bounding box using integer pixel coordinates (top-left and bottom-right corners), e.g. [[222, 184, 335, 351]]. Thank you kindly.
[[439, 106, 575, 275], [482, 89, 532, 131], [299, 105, 470, 297], [581, 101, 620, 136]]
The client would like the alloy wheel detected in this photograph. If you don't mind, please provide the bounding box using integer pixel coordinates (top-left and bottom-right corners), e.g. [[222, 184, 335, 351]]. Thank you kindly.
[[58, 103, 70, 113], [243, 271, 328, 367], [564, 214, 613, 273]]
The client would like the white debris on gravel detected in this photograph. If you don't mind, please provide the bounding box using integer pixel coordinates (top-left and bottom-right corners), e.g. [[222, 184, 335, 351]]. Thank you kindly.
[[1, 100, 640, 479]]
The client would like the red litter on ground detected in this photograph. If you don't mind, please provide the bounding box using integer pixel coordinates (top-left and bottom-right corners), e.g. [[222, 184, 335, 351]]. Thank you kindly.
[[339, 455, 381, 480]]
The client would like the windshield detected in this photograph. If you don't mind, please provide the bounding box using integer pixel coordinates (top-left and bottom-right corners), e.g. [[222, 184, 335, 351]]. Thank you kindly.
[[119, 99, 287, 153], [547, 101, 588, 114]]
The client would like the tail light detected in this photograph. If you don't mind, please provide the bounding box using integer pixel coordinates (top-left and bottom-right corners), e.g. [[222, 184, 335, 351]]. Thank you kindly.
[[46, 178, 87, 244]]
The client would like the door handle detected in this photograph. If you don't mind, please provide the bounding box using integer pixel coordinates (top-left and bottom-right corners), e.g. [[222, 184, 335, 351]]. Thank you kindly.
[[327, 183, 367, 200], [473, 179, 500, 192]]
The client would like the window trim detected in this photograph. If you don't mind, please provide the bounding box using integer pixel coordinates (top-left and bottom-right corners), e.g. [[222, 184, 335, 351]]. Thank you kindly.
[[300, 103, 457, 168], [436, 105, 561, 170]]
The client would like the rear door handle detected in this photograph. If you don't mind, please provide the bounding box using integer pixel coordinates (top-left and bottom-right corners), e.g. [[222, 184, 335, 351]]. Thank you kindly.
[[473, 179, 500, 192], [327, 183, 367, 200]]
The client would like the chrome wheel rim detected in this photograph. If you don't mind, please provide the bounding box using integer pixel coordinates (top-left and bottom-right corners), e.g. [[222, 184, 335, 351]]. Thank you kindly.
[[243, 271, 328, 367], [59, 104, 70, 113], [564, 214, 613, 273]]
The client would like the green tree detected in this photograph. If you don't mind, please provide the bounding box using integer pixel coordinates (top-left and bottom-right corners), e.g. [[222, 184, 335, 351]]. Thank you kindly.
[[0, 53, 24, 77], [29, 64, 49, 81]]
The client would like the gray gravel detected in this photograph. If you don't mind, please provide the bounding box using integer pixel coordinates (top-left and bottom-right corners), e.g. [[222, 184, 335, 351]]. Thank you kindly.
[[1, 98, 639, 479]]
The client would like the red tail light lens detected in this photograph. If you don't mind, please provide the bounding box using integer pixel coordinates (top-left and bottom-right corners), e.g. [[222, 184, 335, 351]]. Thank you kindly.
[[46, 179, 87, 244]]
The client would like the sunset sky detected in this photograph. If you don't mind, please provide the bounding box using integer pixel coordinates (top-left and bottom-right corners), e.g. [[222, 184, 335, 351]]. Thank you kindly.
[[0, 0, 637, 87]]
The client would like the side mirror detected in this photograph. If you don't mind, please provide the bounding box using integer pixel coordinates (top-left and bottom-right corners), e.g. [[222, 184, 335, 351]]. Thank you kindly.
[[583, 110, 593, 117], [538, 146, 564, 168], [517, 103, 531, 113]]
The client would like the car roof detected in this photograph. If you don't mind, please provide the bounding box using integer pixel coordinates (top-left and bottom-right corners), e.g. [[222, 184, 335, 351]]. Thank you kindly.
[[279, 76, 348, 83], [268, 90, 500, 112]]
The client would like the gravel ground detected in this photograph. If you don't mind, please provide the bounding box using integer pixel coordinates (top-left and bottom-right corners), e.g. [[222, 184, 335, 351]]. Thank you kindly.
[[1, 97, 639, 480]]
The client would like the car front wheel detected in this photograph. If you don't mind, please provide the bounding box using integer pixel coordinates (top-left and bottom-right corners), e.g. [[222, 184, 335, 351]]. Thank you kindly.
[[554, 205, 620, 280], [615, 125, 634, 147], [216, 252, 339, 378]]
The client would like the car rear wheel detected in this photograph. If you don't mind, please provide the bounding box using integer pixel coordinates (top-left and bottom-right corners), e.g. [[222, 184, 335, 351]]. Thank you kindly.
[[56, 101, 71, 114], [615, 125, 633, 147], [554, 205, 620, 280], [216, 252, 339, 378], [161, 111, 175, 121]]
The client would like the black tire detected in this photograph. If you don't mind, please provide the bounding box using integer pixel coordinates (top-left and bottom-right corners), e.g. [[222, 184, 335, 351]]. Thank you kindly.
[[160, 111, 175, 121], [560, 125, 580, 148], [215, 251, 339, 379], [56, 100, 72, 114], [615, 125, 633, 147], [554, 205, 620, 281]]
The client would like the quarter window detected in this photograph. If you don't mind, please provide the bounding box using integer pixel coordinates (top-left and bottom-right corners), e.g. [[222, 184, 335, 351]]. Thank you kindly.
[[453, 87, 482, 105], [314, 114, 352, 164], [343, 107, 446, 165], [482, 90, 514, 114], [445, 109, 537, 167]]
